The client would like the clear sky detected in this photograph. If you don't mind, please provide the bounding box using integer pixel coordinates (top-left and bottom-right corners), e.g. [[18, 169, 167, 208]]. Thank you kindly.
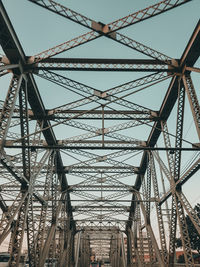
[[0, 0, 200, 252]]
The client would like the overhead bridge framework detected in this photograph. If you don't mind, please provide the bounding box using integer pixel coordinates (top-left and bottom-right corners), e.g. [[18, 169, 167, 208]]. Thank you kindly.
[[0, 0, 199, 266]]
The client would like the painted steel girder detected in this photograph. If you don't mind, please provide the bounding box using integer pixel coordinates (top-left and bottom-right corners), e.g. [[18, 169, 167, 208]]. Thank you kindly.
[[27, 0, 191, 64], [29, 58, 174, 72], [0, 0, 73, 217], [76, 221, 125, 231], [159, 156, 200, 205], [63, 149, 138, 170], [128, 20, 200, 230], [65, 165, 136, 173], [9, 194, 30, 266], [0, 192, 28, 246], [149, 153, 168, 264], [0, 2, 26, 64], [182, 74, 200, 139], [37, 69, 161, 113], [27, 0, 191, 34], [0, 109, 157, 121], [0, 75, 22, 145]]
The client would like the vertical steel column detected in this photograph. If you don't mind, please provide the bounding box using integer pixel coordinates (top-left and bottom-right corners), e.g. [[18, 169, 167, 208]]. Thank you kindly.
[[19, 78, 37, 267], [116, 233, 120, 267], [18, 78, 30, 180], [59, 218, 75, 267], [8, 76, 32, 267], [129, 228, 143, 267], [28, 122, 48, 265], [0, 74, 23, 149], [35, 151, 55, 265], [146, 160, 151, 225], [161, 120, 177, 266], [8, 223, 15, 255], [182, 74, 200, 140], [138, 193, 165, 267], [167, 81, 194, 266], [79, 233, 84, 267], [133, 204, 143, 266], [38, 193, 64, 267], [142, 178, 154, 264], [47, 157, 60, 264], [131, 216, 137, 265], [57, 227, 64, 261], [126, 229, 132, 267], [137, 204, 145, 265], [48, 231, 56, 264], [75, 232, 81, 267], [80, 232, 88, 267], [149, 152, 168, 264], [8, 194, 30, 266], [59, 229, 72, 267], [120, 232, 127, 267], [0, 192, 28, 246], [26, 196, 36, 267], [85, 234, 89, 267], [154, 151, 171, 231], [56, 203, 67, 262], [177, 192, 200, 235], [111, 234, 117, 267], [70, 231, 75, 267], [114, 233, 118, 267]]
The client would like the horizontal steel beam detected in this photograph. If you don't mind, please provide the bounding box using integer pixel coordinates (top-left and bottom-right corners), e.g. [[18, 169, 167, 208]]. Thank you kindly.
[[26, 58, 176, 72], [3, 144, 198, 151], [70, 199, 156, 202], [1, 56, 179, 72], [73, 205, 129, 209], [0, 108, 157, 120], [31, 57, 172, 65]]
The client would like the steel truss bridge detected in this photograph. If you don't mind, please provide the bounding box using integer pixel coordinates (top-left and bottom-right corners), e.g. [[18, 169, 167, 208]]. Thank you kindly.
[[0, 0, 199, 266]]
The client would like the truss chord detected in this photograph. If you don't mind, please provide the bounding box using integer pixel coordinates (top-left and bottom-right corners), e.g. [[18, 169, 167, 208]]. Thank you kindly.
[[149, 152, 168, 264], [38, 69, 161, 113], [167, 82, 194, 266], [11, 73, 161, 145], [159, 156, 200, 205], [28, 0, 190, 64], [62, 147, 138, 170], [31, 58, 173, 72], [35, 70, 197, 148], [0, 74, 23, 146], [182, 74, 200, 140], [29, 30, 100, 63]]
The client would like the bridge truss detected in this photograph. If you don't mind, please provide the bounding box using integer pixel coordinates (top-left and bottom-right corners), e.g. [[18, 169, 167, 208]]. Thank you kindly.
[[0, 0, 199, 266]]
